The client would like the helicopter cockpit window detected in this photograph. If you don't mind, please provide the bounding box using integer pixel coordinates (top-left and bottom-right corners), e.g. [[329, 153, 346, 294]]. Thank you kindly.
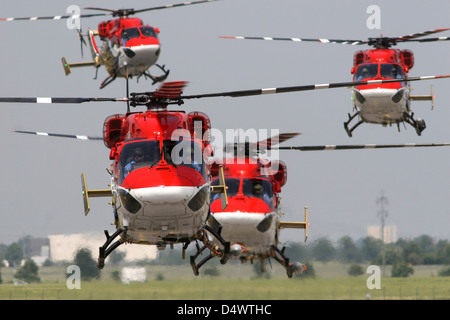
[[211, 178, 240, 201], [355, 64, 379, 81], [380, 64, 404, 79], [119, 141, 160, 183], [243, 178, 274, 209], [163, 140, 207, 180], [140, 27, 158, 38], [121, 28, 141, 46]]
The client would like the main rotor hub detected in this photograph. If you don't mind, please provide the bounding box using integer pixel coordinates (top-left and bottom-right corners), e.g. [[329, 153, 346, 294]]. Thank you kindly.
[[367, 37, 396, 49]]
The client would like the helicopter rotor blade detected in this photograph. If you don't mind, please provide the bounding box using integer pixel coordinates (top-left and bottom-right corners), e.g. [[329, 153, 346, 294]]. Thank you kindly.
[[0, 74, 448, 107], [257, 132, 301, 149], [179, 75, 450, 100], [274, 142, 450, 152], [221, 28, 450, 46], [133, 0, 220, 14], [0, 12, 111, 22], [13, 130, 102, 141], [394, 28, 450, 42], [85, 0, 219, 18], [220, 36, 367, 45], [0, 97, 127, 104], [394, 36, 450, 44]]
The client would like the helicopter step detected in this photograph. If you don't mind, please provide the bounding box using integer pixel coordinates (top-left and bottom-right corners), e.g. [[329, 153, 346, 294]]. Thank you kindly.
[[97, 227, 126, 269], [189, 225, 231, 276], [343, 111, 363, 138], [138, 64, 170, 85]]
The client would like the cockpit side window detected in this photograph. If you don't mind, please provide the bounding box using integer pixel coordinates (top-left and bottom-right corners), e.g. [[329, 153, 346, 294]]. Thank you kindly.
[[355, 64, 379, 81]]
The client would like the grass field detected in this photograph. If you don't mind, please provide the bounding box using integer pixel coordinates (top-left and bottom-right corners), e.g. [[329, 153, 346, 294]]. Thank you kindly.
[[1, 263, 449, 300]]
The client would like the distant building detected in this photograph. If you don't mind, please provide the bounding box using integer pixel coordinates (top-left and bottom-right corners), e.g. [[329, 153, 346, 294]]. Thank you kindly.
[[24, 232, 158, 265], [367, 225, 398, 243]]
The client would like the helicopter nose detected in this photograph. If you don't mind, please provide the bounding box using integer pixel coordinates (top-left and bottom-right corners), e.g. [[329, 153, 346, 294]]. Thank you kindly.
[[126, 43, 160, 61], [354, 87, 405, 106], [132, 185, 196, 204], [119, 44, 161, 77]]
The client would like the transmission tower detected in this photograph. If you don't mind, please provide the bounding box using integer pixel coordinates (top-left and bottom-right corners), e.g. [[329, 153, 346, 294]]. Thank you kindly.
[[376, 190, 388, 276]]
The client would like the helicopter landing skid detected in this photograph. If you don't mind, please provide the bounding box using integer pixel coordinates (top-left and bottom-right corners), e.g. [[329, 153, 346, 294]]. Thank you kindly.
[[403, 112, 426, 136], [97, 227, 126, 269], [190, 225, 231, 276], [343, 111, 363, 137], [271, 244, 296, 278], [100, 74, 117, 89], [138, 64, 170, 85]]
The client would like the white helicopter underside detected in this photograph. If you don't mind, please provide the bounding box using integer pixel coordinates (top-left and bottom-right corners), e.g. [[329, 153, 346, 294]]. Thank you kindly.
[[213, 211, 278, 258], [116, 44, 160, 77], [353, 88, 408, 124], [118, 185, 209, 244]]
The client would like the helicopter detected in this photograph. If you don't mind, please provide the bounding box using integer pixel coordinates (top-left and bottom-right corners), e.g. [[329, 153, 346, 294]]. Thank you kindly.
[[3, 75, 449, 271], [188, 131, 450, 278], [220, 28, 450, 137], [4, 81, 232, 270], [190, 132, 309, 278], [0, 0, 220, 89]]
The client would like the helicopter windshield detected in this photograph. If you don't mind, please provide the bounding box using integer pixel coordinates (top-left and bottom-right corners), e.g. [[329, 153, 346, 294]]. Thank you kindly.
[[121, 27, 158, 46], [356, 63, 404, 81], [163, 139, 207, 180], [380, 64, 404, 79], [211, 178, 240, 198], [243, 178, 274, 209], [355, 64, 379, 81], [119, 140, 160, 182], [211, 177, 274, 209], [120, 28, 141, 45], [118, 139, 207, 183], [140, 27, 158, 38]]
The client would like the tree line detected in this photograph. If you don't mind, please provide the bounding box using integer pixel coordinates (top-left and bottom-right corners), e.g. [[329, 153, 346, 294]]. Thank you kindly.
[[1, 234, 450, 283]]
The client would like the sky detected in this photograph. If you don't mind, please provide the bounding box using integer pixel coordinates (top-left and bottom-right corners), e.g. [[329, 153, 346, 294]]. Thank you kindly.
[[0, 0, 449, 246]]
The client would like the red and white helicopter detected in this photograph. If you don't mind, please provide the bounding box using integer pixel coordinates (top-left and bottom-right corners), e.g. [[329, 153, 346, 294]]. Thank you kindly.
[[190, 131, 450, 278], [221, 28, 450, 136], [4, 81, 231, 270], [190, 132, 308, 278], [0, 0, 220, 89], [3, 75, 450, 272]]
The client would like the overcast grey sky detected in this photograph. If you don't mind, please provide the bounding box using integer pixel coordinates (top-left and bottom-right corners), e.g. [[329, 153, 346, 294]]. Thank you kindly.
[[0, 0, 449, 245]]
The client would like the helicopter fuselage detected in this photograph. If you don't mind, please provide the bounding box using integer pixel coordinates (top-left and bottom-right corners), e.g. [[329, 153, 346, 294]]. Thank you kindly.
[[210, 158, 282, 260], [345, 48, 428, 136], [96, 17, 161, 78], [104, 109, 212, 247], [352, 82, 410, 125]]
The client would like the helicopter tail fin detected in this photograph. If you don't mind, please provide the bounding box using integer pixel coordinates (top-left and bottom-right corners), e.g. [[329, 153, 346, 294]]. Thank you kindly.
[[87, 29, 100, 61]]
